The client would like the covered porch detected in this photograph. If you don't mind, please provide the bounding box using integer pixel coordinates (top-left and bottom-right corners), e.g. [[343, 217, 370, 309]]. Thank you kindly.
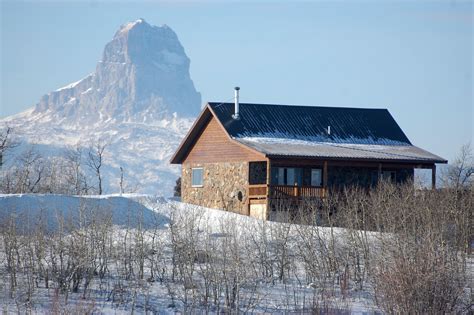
[[247, 159, 438, 219]]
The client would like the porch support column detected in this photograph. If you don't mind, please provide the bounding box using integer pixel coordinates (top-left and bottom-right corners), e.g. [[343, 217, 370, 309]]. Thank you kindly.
[[265, 158, 271, 220], [323, 161, 328, 197], [266, 160, 271, 188], [431, 164, 436, 190], [378, 163, 382, 182]]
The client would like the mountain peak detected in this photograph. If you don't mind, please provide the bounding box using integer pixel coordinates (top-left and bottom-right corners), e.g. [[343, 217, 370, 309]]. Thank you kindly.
[[116, 18, 152, 36], [115, 19, 174, 39], [33, 19, 201, 121]]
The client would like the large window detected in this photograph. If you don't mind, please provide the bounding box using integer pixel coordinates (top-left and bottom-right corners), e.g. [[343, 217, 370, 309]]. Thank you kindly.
[[311, 169, 322, 187], [271, 167, 303, 186], [191, 168, 203, 187], [271, 167, 322, 187], [382, 170, 396, 183]]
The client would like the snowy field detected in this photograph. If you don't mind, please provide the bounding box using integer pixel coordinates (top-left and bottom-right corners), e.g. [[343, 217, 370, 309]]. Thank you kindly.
[[0, 194, 471, 314]]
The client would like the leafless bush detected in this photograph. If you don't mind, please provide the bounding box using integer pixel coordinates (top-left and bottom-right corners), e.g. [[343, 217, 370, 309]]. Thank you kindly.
[[0, 125, 20, 168], [314, 180, 471, 313], [442, 142, 474, 189], [0, 181, 470, 312], [86, 140, 107, 195]]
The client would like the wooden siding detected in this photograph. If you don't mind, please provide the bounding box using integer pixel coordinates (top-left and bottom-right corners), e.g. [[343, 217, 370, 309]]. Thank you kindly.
[[183, 116, 265, 163]]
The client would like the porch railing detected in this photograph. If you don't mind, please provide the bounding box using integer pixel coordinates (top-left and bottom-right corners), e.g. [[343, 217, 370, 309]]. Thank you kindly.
[[248, 184, 326, 199]]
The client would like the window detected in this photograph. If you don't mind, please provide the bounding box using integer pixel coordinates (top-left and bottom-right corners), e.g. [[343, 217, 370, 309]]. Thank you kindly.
[[382, 170, 396, 182], [277, 168, 285, 185], [311, 169, 322, 186], [191, 168, 203, 187], [287, 168, 296, 186], [271, 167, 303, 186], [249, 162, 267, 185]]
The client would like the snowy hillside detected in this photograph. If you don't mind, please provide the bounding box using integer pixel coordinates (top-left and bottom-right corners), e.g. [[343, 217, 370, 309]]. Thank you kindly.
[[0, 194, 380, 313], [1, 193, 471, 313], [0, 194, 169, 232], [0, 19, 201, 196]]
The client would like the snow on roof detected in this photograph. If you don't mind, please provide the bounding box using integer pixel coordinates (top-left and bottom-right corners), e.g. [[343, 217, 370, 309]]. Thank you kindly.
[[236, 137, 446, 163], [206, 102, 446, 163], [171, 102, 447, 164], [208, 102, 412, 145]]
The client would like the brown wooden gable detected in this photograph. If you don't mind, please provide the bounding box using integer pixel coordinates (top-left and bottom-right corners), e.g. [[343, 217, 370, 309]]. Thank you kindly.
[[183, 115, 265, 163], [170, 104, 265, 164]]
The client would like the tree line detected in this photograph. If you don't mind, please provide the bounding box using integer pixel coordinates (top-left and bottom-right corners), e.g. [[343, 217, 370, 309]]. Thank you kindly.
[[0, 126, 111, 195]]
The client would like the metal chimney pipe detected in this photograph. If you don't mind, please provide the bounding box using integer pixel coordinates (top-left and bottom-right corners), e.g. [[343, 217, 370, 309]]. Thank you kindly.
[[233, 87, 240, 120]]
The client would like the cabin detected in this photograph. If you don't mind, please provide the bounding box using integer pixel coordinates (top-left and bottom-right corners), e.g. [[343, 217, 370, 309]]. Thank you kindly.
[[170, 88, 447, 220]]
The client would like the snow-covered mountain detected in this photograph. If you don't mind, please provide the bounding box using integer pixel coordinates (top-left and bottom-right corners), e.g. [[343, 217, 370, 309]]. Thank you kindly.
[[1, 19, 201, 196], [35, 18, 201, 122]]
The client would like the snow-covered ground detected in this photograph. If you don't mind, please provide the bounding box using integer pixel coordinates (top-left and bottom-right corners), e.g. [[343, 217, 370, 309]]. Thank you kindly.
[[0, 193, 383, 314], [0, 194, 471, 314]]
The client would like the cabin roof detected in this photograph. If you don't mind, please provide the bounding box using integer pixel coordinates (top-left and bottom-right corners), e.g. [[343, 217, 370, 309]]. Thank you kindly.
[[236, 138, 446, 163], [170, 102, 447, 164], [209, 102, 411, 145]]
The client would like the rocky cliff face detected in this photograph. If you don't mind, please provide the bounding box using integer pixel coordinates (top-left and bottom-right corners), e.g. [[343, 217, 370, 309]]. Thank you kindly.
[[34, 19, 201, 122], [2, 20, 202, 196]]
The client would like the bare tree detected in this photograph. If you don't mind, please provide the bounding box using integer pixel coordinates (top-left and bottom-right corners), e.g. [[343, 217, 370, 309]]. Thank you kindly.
[[86, 140, 107, 195], [0, 125, 20, 168], [65, 146, 88, 195], [442, 142, 474, 189], [120, 166, 124, 195], [16, 146, 44, 193], [173, 177, 181, 197]]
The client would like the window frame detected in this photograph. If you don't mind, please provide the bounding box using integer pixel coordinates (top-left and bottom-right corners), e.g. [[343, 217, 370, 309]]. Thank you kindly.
[[271, 167, 304, 186], [310, 168, 323, 187], [191, 167, 204, 187], [382, 170, 397, 183]]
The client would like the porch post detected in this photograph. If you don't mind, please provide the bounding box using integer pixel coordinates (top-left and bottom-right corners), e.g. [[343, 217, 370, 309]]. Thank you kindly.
[[265, 158, 271, 219], [431, 164, 436, 190], [266, 159, 271, 189], [323, 161, 328, 197], [378, 163, 382, 182]]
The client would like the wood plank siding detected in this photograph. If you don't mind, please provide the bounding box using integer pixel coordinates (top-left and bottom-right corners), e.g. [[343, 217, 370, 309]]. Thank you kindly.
[[183, 116, 265, 164]]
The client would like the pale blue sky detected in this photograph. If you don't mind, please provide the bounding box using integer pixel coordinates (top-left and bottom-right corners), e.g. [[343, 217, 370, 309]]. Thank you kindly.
[[1, 0, 472, 161]]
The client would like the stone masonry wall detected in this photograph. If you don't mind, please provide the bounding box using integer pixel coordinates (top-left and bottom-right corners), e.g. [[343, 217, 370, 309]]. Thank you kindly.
[[182, 162, 249, 215]]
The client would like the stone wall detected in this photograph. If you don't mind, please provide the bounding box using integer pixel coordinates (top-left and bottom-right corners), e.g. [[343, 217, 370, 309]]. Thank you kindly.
[[181, 162, 249, 215]]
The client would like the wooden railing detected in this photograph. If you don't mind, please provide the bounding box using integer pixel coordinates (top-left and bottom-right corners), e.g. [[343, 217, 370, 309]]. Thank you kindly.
[[248, 184, 326, 199], [271, 185, 326, 199]]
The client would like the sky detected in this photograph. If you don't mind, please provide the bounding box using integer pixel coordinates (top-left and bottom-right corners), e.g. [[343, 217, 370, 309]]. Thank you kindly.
[[0, 0, 472, 162]]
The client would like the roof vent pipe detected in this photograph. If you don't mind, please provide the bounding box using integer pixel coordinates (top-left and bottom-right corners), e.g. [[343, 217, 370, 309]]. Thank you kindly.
[[232, 87, 240, 120]]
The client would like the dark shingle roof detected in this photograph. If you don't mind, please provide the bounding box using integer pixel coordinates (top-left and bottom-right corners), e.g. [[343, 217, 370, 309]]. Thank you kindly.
[[208, 102, 411, 145]]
